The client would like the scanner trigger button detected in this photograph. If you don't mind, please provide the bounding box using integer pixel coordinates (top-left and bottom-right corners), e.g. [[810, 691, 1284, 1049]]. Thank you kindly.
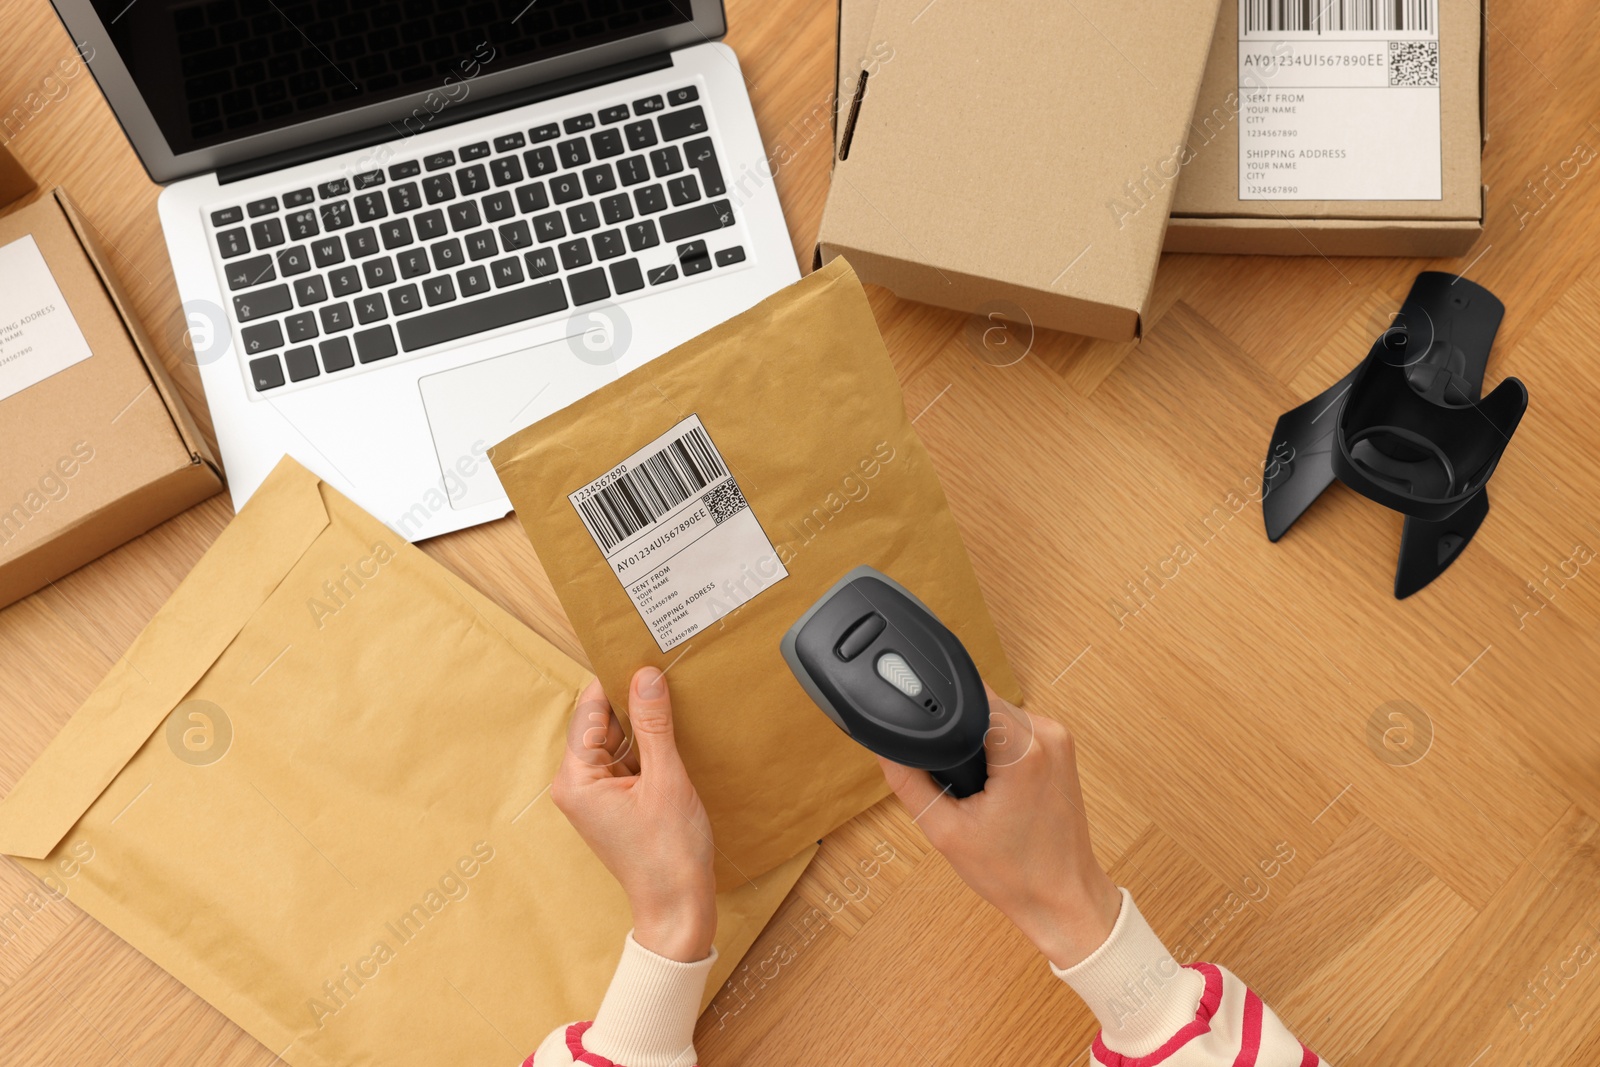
[[835, 612, 885, 661]]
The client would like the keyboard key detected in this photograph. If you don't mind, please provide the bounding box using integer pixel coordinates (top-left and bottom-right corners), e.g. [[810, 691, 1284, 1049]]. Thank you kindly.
[[328, 266, 361, 297], [355, 192, 387, 221], [354, 170, 385, 189], [499, 220, 533, 250], [424, 151, 456, 171], [423, 174, 456, 204], [388, 182, 421, 213], [389, 283, 422, 314], [635, 184, 667, 214], [490, 257, 524, 288], [277, 245, 311, 276], [242, 320, 285, 354], [295, 275, 329, 305], [617, 156, 650, 186], [320, 201, 353, 231], [659, 200, 734, 242], [283, 188, 315, 208], [668, 175, 701, 206], [387, 161, 421, 180], [557, 138, 590, 168], [494, 132, 526, 152], [599, 105, 630, 124], [564, 114, 595, 134], [312, 237, 345, 267], [601, 193, 634, 225], [624, 120, 657, 152], [591, 129, 623, 159], [523, 146, 557, 177], [319, 302, 354, 333], [318, 178, 350, 198], [225, 255, 275, 290], [532, 211, 566, 242], [525, 247, 558, 277], [346, 227, 380, 257], [211, 206, 243, 226], [529, 122, 560, 142], [431, 238, 464, 269], [460, 141, 491, 161], [319, 336, 355, 371], [249, 354, 285, 390], [380, 218, 414, 248], [592, 230, 625, 260], [648, 263, 678, 285], [415, 209, 447, 240], [457, 266, 490, 298], [715, 245, 746, 267], [362, 256, 397, 287], [583, 164, 617, 197], [457, 164, 489, 195], [610, 258, 644, 294], [398, 279, 567, 351], [649, 146, 683, 177], [566, 203, 600, 233], [423, 275, 457, 306], [355, 324, 397, 363], [679, 239, 711, 276], [355, 292, 387, 324], [558, 238, 592, 270], [549, 173, 582, 205], [287, 209, 319, 240], [667, 86, 698, 106], [633, 94, 664, 115], [449, 201, 483, 231], [516, 182, 549, 213], [285, 345, 320, 381], [483, 191, 515, 222], [285, 311, 318, 342], [491, 157, 523, 187], [682, 137, 726, 196], [247, 196, 279, 217], [233, 284, 291, 321], [567, 267, 609, 306], [250, 218, 286, 248], [397, 248, 430, 278], [465, 230, 498, 261], [659, 106, 707, 141], [625, 220, 659, 251]]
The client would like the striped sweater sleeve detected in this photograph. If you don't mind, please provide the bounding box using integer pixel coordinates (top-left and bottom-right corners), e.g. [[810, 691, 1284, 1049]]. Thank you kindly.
[[1054, 889, 1328, 1067], [526, 933, 716, 1067]]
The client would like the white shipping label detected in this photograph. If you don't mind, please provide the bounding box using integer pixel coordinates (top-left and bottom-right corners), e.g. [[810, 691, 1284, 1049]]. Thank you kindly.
[[0, 235, 93, 402], [1239, 0, 1442, 200], [570, 414, 787, 653]]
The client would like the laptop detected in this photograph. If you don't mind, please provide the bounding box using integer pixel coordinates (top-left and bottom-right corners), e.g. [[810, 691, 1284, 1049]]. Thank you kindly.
[[50, 0, 798, 540]]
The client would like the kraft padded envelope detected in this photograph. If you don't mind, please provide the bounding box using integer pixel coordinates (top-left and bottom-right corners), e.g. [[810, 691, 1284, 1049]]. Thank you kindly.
[[491, 257, 1021, 891], [0, 457, 812, 1067]]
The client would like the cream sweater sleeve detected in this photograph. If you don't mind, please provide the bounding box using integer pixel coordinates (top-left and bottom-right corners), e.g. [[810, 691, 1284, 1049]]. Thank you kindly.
[[526, 933, 716, 1067]]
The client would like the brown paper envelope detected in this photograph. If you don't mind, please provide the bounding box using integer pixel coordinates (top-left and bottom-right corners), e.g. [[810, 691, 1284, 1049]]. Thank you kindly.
[[0, 456, 813, 1067], [491, 258, 1021, 891]]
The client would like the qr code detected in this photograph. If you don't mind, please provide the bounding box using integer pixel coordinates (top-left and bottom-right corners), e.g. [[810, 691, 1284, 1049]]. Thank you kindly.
[[703, 479, 748, 524], [1389, 41, 1440, 87]]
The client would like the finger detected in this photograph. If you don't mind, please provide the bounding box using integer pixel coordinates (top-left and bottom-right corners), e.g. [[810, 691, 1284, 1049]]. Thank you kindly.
[[876, 755, 949, 825], [982, 695, 1036, 777], [628, 667, 686, 777], [564, 680, 620, 779]]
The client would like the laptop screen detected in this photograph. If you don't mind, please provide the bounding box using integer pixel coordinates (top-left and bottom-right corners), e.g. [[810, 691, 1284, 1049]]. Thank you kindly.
[[88, 0, 693, 156]]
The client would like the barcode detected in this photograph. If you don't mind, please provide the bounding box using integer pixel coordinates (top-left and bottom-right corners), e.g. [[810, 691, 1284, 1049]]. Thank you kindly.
[[577, 427, 728, 553], [1242, 0, 1435, 33]]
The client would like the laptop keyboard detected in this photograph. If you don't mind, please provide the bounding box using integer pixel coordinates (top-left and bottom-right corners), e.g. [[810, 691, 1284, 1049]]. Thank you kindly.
[[206, 85, 747, 395]]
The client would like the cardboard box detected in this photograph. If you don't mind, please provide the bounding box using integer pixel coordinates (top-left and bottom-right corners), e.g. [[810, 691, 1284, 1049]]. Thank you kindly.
[[819, 0, 1225, 343], [0, 150, 222, 609], [1166, 0, 1486, 256]]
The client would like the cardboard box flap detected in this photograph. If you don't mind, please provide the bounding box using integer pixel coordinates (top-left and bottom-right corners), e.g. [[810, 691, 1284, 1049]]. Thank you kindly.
[[0, 458, 326, 858]]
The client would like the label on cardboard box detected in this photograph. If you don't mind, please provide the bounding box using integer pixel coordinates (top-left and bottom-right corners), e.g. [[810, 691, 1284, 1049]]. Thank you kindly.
[[1238, 0, 1442, 200], [0, 235, 93, 402], [569, 414, 787, 652]]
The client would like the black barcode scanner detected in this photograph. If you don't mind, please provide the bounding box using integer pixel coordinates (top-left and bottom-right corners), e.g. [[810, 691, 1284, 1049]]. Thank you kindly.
[[780, 566, 990, 797]]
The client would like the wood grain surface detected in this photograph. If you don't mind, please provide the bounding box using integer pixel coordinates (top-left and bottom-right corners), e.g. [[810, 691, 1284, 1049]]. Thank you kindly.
[[4, 1, 1600, 1064]]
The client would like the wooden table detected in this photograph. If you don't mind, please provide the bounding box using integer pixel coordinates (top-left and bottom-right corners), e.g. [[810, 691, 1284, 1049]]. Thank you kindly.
[[5, 2, 1600, 1063]]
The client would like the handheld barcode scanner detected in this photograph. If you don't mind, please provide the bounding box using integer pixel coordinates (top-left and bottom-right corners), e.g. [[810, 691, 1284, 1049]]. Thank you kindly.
[[780, 566, 990, 797]]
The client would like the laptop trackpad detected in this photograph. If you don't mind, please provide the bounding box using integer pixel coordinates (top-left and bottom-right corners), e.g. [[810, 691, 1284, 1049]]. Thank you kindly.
[[418, 339, 620, 510]]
